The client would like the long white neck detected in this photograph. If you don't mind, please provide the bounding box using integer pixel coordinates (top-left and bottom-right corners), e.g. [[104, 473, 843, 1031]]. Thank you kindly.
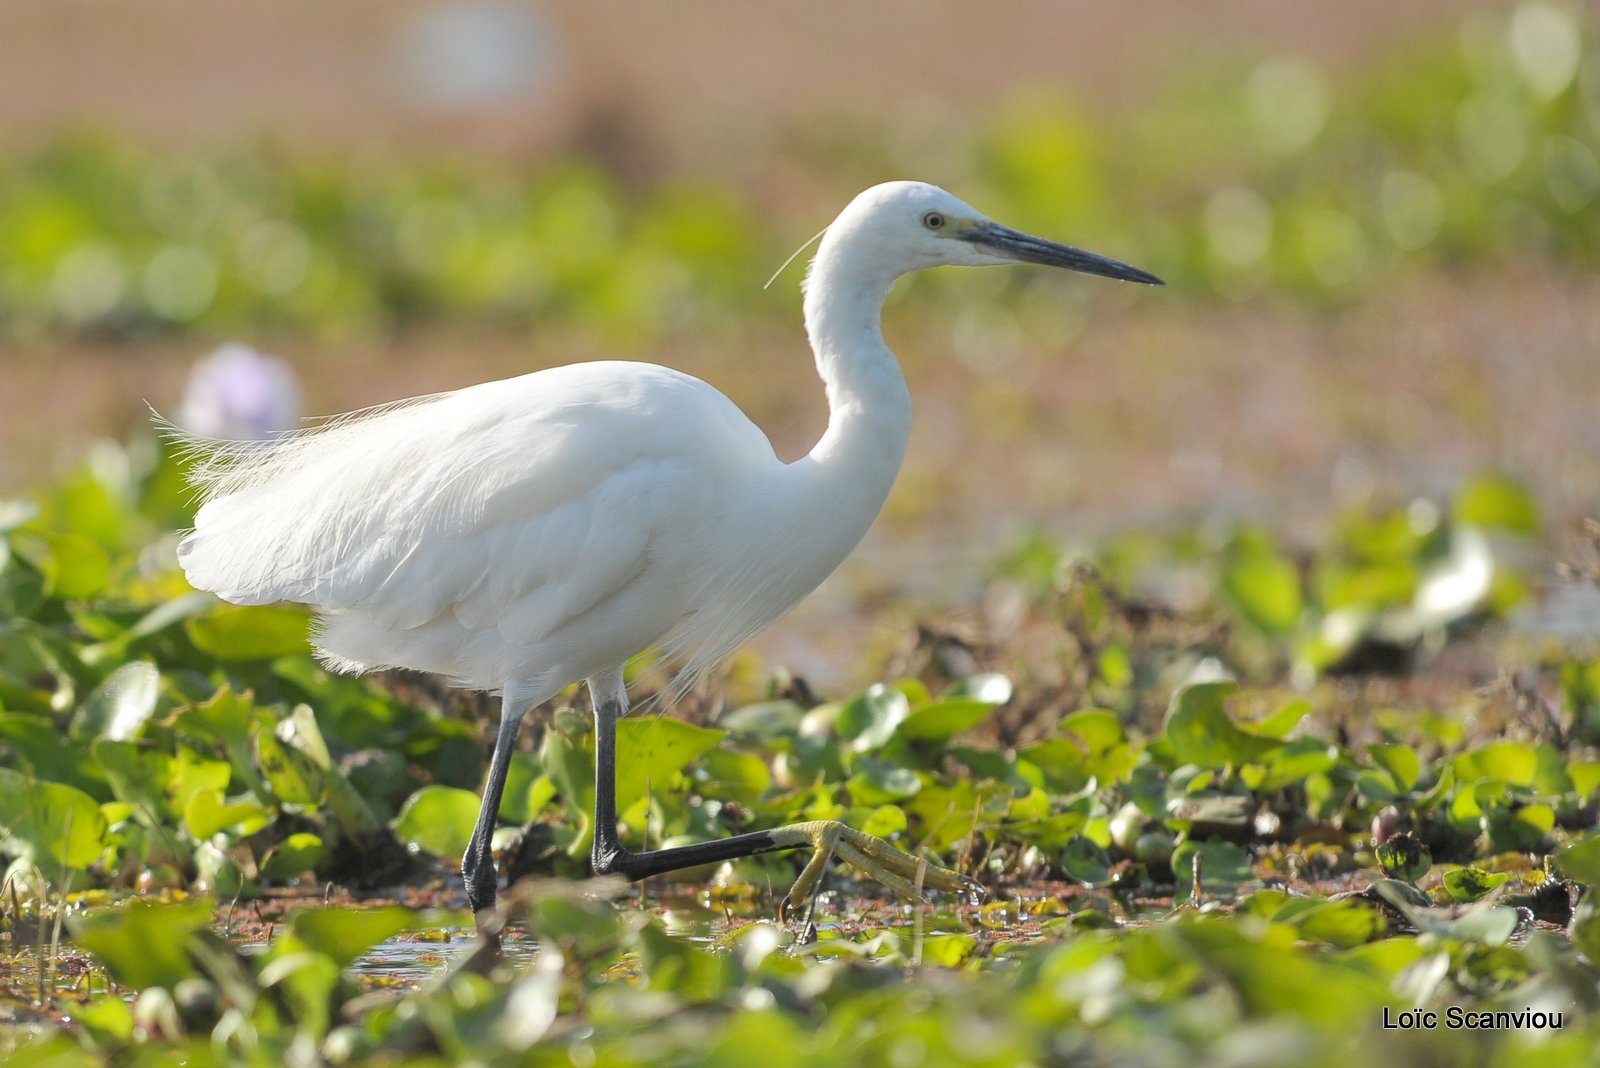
[[799, 247, 912, 512]]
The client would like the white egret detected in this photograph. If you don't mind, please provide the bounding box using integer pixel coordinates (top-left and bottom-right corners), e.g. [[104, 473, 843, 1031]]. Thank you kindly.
[[175, 181, 1162, 923]]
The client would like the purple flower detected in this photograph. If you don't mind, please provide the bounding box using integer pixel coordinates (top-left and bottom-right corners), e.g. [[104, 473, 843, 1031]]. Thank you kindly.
[[179, 343, 303, 440]]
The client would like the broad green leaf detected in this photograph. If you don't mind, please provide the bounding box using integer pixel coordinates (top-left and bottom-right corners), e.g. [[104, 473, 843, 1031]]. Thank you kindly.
[[1170, 837, 1253, 890], [1441, 867, 1510, 903], [699, 747, 770, 804], [1375, 832, 1432, 883], [499, 750, 545, 823], [1368, 744, 1422, 792], [847, 761, 922, 805], [1059, 708, 1123, 752], [91, 739, 173, 820], [73, 899, 214, 991], [183, 788, 271, 839], [285, 905, 416, 968], [0, 712, 109, 798], [28, 531, 111, 599], [260, 832, 324, 880], [1010, 811, 1087, 850], [392, 785, 481, 860], [860, 804, 907, 839], [0, 767, 107, 869], [1163, 682, 1278, 767], [1060, 836, 1111, 885], [256, 729, 322, 806], [903, 778, 982, 850], [173, 687, 270, 801], [1453, 471, 1539, 535], [72, 661, 160, 741], [836, 684, 910, 752], [1221, 544, 1302, 635], [1454, 741, 1536, 786], [718, 699, 804, 739], [1252, 698, 1311, 739], [1288, 899, 1386, 948], [892, 698, 994, 745], [1572, 899, 1600, 965], [918, 932, 977, 967], [187, 604, 310, 660], [1556, 831, 1600, 889], [1016, 738, 1090, 794], [616, 717, 725, 814], [1256, 737, 1340, 791], [93, 740, 231, 824]]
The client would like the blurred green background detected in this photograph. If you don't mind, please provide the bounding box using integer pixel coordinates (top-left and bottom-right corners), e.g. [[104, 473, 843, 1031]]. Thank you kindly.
[[1, 1, 1596, 682]]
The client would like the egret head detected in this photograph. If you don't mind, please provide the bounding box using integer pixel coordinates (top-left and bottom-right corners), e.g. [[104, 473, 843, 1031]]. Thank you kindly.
[[821, 181, 1163, 286]]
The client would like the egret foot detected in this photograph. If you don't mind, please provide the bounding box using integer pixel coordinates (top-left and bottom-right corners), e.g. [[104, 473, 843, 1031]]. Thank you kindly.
[[772, 820, 980, 918]]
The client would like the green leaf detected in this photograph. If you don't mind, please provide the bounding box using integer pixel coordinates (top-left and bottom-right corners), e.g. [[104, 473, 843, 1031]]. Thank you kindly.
[[30, 531, 111, 599], [183, 788, 271, 840], [847, 761, 922, 805], [860, 804, 907, 839], [260, 832, 324, 880], [72, 661, 160, 741], [255, 729, 322, 806], [719, 700, 805, 739], [1455, 741, 1537, 786], [1170, 837, 1253, 890], [91, 738, 174, 820], [1288, 899, 1387, 948], [1222, 544, 1302, 635], [1163, 681, 1278, 767], [892, 698, 994, 745], [1571, 899, 1600, 965], [1060, 836, 1112, 885], [0, 712, 108, 797], [836, 684, 910, 752], [918, 932, 977, 967], [1251, 698, 1310, 739], [173, 687, 270, 802], [1256, 737, 1340, 791], [186, 604, 310, 660], [73, 900, 214, 991], [1059, 708, 1123, 751], [392, 785, 481, 860], [616, 717, 725, 814], [1375, 832, 1432, 883], [0, 767, 107, 869], [1368, 744, 1422, 792], [1016, 738, 1090, 794], [284, 905, 415, 968], [1453, 471, 1539, 535], [1441, 867, 1510, 903], [1556, 831, 1600, 889], [499, 750, 546, 823], [699, 747, 770, 804]]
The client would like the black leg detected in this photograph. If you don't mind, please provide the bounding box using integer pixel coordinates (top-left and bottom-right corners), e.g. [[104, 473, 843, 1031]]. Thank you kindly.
[[590, 694, 787, 879], [586, 695, 969, 900], [462, 686, 528, 918]]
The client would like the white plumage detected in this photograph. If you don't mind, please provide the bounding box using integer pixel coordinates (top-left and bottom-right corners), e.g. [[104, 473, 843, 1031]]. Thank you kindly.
[[180, 362, 800, 696], [174, 181, 1161, 919]]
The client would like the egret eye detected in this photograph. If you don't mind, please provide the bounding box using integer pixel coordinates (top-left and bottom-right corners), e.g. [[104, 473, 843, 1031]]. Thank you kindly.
[[922, 211, 946, 231]]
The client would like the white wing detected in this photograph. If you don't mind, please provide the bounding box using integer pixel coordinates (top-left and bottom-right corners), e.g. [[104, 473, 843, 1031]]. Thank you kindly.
[[178, 361, 776, 651]]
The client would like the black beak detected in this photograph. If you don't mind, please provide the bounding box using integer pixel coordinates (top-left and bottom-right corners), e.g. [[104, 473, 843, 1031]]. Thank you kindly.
[[962, 222, 1165, 286]]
